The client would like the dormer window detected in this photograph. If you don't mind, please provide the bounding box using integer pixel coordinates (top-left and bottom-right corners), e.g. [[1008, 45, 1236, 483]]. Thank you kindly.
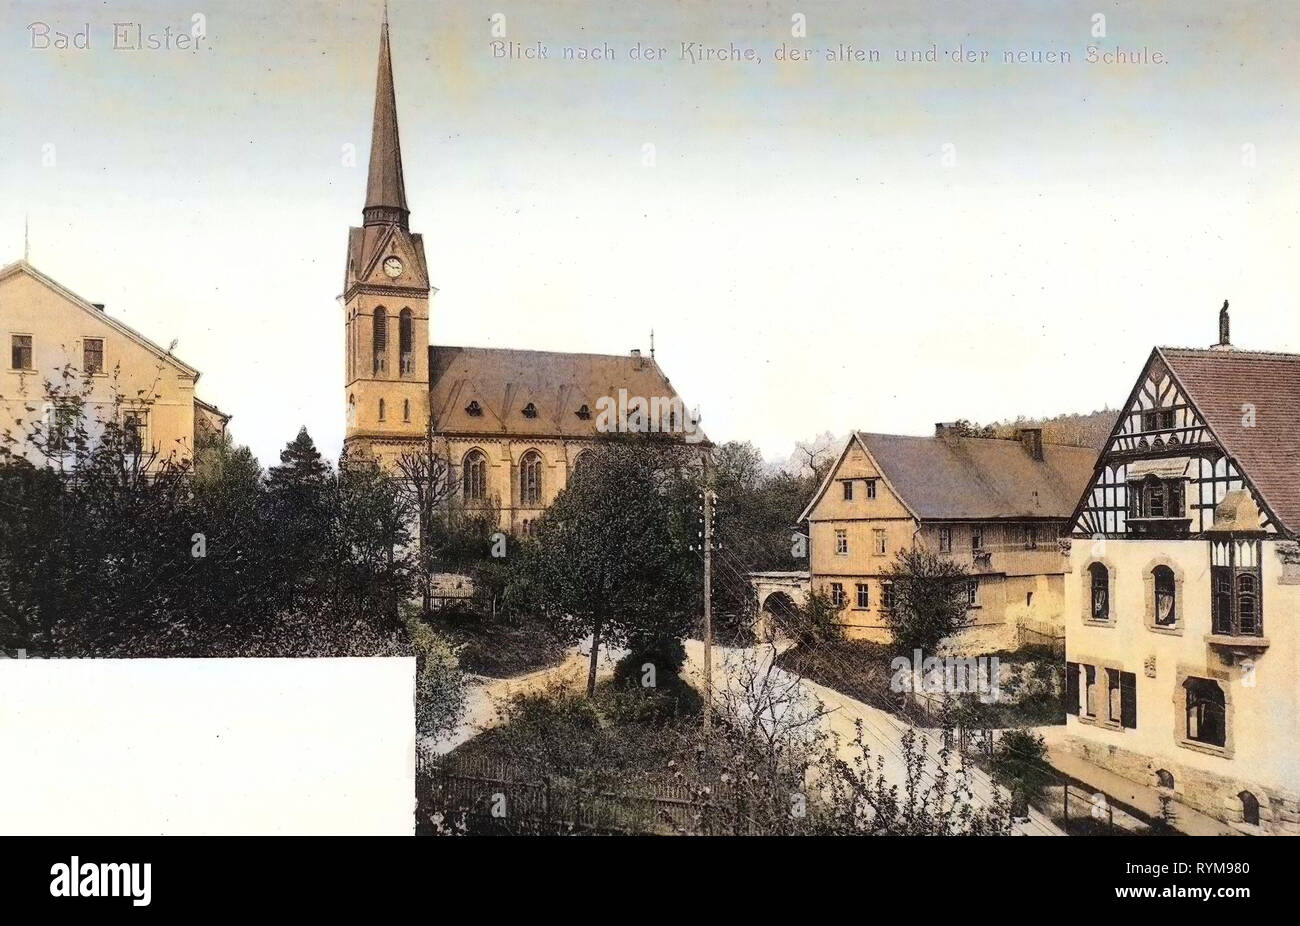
[[465, 400, 483, 417], [522, 402, 538, 419], [1130, 475, 1185, 519], [575, 404, 591, 420]]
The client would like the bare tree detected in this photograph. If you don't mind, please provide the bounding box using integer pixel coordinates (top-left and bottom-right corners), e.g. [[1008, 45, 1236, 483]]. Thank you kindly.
[[392, 420, 456, 617]]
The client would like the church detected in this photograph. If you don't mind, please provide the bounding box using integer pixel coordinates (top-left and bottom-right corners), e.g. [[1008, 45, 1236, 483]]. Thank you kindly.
[[342, 13, 703, 534]]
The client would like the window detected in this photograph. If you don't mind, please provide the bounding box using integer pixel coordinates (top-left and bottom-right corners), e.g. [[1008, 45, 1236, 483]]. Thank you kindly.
[[1237, 574, 1258, 635], [1131, 475, 1185, 519], [372, 308, 388, 373], [1107, 669, 1122, 723], [573, 450, 593, 474], [123, 410, 147, 456], [834, 529, 848, 555], [399, 309, 414, 374], [576, 404, 591, 420], [881, 582, 895, 612], [938, 527, 952, 554], [873, 529, 887, 556], [1083, 665, 1097, 717], [1142, 408, 1176, 432], [865, 479, 877, 499], [1185, 678, 1226, 747], [347, 393, 355, 425], [521, 402, 538, 419], [520, 451, 543, 506], [971, 526, 984, 551], [966, 579, 979, 608], [11, 335, 32, 370], [1089, 563, 1110, 621], [1024, 524, 1038, 549], [1153, 566, 1176, 626], [48, 402, 78, 454], [1239, 791, 1260, 827], [465, 400, 483, 417], [83, 338, 104, 374], [856, 583, 869, 609], [1212, 540, 1263, 636], [402, 399, 411, 422], [842, 480, 853, 501], [378, 398, 386, 421], [830, 583, 846, 608], [463, 450, 487, 501]]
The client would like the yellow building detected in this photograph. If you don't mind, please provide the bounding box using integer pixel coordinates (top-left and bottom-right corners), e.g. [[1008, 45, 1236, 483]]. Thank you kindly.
[[341, 14, 703, 533], [798, 427, 1096, 651], [1064, 308, 1300, 834], [0, 260, 227, 467]]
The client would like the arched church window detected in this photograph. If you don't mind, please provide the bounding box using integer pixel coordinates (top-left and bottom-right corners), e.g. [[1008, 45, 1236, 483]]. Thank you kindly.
[[378, 398, 386, 421], [373, 307, 388, 373], [399, 308, 414, 375], [463, 450, 487, 502], [520, 451, 543, 506], [403, 399, 411, 422]]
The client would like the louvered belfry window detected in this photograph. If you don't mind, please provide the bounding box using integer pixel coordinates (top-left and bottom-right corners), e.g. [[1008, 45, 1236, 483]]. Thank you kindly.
[[373, 308, 388, 373], [399, 308, 414, 375]]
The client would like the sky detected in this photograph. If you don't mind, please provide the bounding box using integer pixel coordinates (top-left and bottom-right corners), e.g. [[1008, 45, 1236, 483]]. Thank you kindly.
[[1, 0, 1297, 468]]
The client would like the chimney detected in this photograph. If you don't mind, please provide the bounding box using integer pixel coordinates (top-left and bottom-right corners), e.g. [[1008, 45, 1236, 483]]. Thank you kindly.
[[934, 422, 960, 441], [630, 348, 644, 369], [1212, 299, 1233, 350], [1017, 427, 1045, 462], [91, 303, 105, 312]]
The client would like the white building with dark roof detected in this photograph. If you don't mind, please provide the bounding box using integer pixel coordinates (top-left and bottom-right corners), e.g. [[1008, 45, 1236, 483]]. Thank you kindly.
[[1062, 303, 1300, 835]]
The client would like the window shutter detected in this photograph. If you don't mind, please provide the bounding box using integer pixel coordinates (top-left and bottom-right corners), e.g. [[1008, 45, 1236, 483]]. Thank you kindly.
[[1065, 662, 1079, 716], [1120, 671, 1137, 729]]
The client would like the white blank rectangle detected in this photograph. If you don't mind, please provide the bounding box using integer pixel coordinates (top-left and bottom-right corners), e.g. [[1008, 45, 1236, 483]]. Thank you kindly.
[[0, 657, 415, 835]]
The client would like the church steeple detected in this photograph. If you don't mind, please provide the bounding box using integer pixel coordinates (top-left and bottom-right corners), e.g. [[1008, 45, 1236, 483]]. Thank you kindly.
[[363, 6, 409, 229]]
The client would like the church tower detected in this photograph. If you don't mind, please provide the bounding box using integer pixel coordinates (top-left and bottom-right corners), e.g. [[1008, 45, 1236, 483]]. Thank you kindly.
[[342, 9, 431, 458]]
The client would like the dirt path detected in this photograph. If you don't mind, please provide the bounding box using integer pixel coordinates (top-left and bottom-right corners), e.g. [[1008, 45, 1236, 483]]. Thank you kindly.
[[682, 639, 1064, 836], [424, 639, 624, 756]]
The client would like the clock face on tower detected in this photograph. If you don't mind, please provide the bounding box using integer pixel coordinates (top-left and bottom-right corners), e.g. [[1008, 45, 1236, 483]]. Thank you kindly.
[[382, 256, 403, 278]]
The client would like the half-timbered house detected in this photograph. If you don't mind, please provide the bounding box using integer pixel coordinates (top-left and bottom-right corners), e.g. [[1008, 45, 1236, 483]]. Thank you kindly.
[[1063, 303, 1300, 834]]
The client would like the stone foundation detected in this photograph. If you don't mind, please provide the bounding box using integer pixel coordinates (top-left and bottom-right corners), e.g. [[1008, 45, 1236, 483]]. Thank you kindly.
[[1063, 734, 1300, 835]]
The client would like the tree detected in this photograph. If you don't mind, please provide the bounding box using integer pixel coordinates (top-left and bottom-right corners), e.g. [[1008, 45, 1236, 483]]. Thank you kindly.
[[990, 728, 1053, 817], [709, 440, 820, 641], [518, 440, 699, 696], [264, 427, 334, 609], [879, 548, 973, 656], [333, 451, 414, 628], [393, 423, 457, 616]]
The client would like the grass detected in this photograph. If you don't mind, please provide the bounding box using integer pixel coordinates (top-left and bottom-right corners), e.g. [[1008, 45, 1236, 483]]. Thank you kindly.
[[451, 673, 704, 780], [429, 611, 566, 678]]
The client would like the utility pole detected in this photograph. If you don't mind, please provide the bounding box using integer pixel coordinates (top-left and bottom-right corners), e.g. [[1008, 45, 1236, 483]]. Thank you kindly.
[[702, 456, 714, 735]]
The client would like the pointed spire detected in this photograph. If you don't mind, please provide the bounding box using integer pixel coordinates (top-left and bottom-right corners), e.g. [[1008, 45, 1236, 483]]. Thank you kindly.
[[363, 8, 409, 228]]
